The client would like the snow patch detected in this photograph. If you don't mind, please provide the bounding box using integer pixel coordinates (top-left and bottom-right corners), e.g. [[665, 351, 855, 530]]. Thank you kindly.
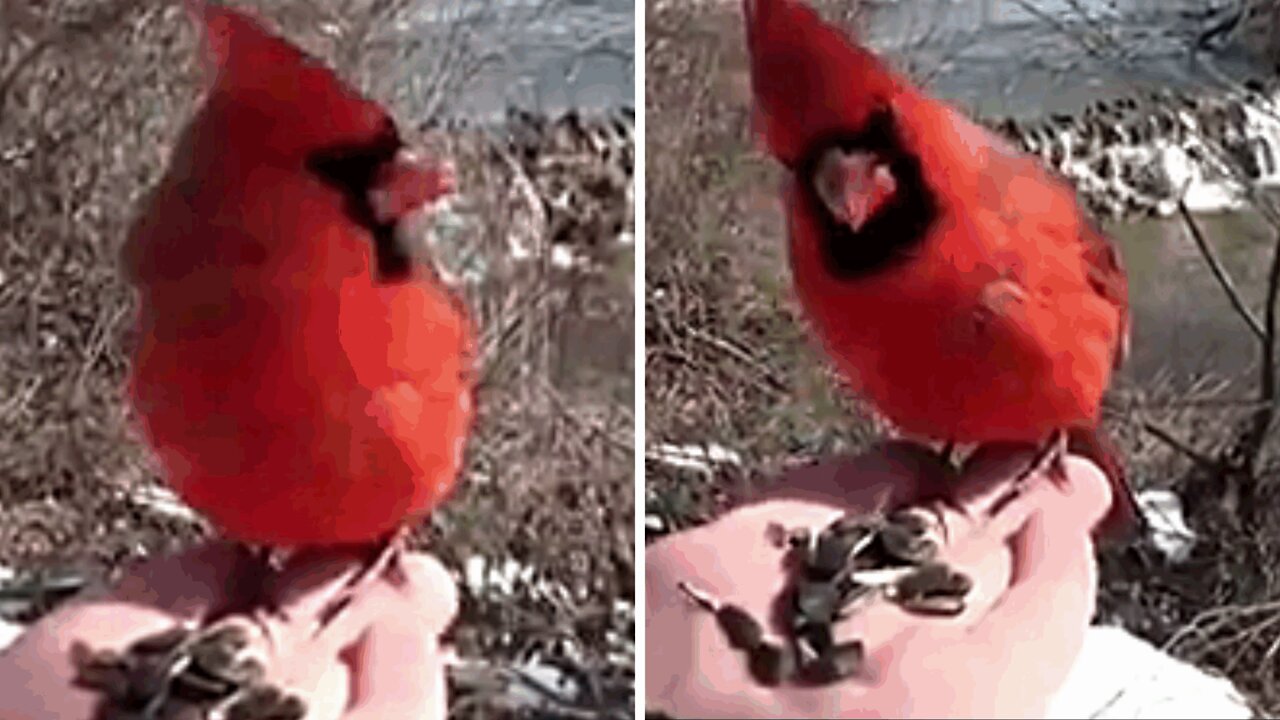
[[0, 619, 23, 653], [647, 442, 742, 476], [130, 483, 201, 524], [1047, 625, 1253, 719], [1138, 489, 1197, 564]]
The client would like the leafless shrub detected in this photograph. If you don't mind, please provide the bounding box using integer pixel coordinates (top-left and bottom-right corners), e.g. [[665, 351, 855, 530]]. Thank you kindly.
[[645, 0, 885, 535]]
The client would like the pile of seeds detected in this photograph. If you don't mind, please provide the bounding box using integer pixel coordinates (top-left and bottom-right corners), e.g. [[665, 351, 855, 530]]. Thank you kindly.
[[680, 505, 973, 687], [71, 623, 305, 720]]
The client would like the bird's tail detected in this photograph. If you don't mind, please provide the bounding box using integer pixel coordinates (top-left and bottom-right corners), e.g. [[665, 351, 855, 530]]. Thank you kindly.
[[741, 0, 902, 167], [1068, 426, 1145, 544]]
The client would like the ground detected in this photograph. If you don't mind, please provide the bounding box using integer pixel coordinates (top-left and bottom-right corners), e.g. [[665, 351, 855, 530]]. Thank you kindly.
[[645, 0, 1280, 715]]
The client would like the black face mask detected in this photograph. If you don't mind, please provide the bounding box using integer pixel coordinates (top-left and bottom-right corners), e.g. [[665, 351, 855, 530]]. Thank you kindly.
[[793, 108, 939, 280]]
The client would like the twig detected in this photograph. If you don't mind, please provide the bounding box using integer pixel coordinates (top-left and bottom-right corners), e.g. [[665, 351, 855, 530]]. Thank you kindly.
[[1113, 396, 1269, 411], [686, 327, 788, 395], [541, 379, 632, 459], [1194, 4, 1244, 50], [1257, 224, 1280, 422], [1233, 226, 1280, 498], [1177, 201, 1267, 343], [1142, 421, 1224, 473], [1009, 0, 1109, 60]]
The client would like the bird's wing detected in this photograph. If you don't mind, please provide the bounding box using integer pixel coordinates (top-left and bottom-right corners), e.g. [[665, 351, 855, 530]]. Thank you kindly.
[[1077, 218, 1131, 369]]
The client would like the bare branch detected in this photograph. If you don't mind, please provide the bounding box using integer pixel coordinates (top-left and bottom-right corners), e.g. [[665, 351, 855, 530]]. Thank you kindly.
[[1142, 421, 1225, 473], [1231, 225, 1280, 486], [1177, 200, 1267, 343], [1262, 229, 1280, 412]]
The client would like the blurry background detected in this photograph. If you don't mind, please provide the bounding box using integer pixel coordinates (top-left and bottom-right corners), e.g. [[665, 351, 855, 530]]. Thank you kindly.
[[0, 1, 634, 717], [647, 0, 1280, 715], [392, 0, 632, 120]]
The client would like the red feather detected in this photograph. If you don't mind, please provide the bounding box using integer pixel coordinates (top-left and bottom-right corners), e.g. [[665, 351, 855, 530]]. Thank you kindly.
[[123, 4, 474, 546], [743, 0, 1137, 536]]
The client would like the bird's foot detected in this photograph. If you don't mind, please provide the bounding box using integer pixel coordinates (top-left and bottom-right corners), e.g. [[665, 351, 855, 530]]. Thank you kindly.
[[985, 429, 1069, 519], [937, 439, 957, 470], [311, 527, 410, 637]]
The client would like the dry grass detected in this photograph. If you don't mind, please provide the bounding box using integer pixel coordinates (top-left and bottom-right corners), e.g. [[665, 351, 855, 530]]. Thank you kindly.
[[0, 1, 633, 717], [645, 0, 881, 480], [422, 123, 635, 719], [645, 1, 1280, 714]]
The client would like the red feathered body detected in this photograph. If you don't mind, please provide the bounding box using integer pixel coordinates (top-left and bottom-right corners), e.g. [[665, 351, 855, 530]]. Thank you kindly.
[[788, 128, 1126, 443], [123, 6, 474, 546], [743, 0, 1134, 529]]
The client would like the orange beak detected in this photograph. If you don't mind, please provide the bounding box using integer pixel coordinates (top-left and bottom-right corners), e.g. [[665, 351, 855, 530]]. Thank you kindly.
[[814, 149, 897, 231]]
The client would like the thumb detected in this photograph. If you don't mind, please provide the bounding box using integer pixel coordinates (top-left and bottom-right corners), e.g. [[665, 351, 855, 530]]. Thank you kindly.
[[338, 554, 456, 720], [973, 457, 1107, 646], [965, 465, 1103, 716]]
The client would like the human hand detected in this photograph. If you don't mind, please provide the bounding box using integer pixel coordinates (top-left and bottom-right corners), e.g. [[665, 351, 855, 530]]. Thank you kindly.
[[646, 441, 1113, 718], [0, 541, 457, 720]]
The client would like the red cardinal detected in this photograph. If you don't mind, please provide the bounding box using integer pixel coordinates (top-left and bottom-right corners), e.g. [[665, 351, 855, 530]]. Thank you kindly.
[[742, 0, 1138, 536], [122, 2, 474, 567]]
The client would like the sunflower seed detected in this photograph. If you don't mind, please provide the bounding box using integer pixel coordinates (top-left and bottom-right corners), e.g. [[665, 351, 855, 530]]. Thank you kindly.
[[793, 579, 840, 626], [747, 640, 795, 686], [890, 562, 972, 617], [271, 694, 307, 720], [190, 636, 242, 679], [200, 624, 251, 654], [225, 684, 307, 720], [223, 657, 266, 687], [885, 508, 931, 536], [171, 666, 237, 703], [898, 593, 967, 616], [127, 627, 192, 657], [829, 513, 875, 536], [717, 603, 764, 650], [125, 654, 174, 706], [805, 640, 864, 683], [898, 562, 972, 596], [809, 531, 859, 579], [224, 685, 280, 719], [878, 523, 937, 565], [793, 621, 833, 667], [70, 645, 133, 702]]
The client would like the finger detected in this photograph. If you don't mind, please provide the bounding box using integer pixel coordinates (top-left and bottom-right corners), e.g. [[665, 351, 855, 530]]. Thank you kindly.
[[953, 442, 1050, 514], [968, 507, 1098, 716], [107, 540, 252, 619], [959, 442, 1042, 490], [952, 446, 1107, 539], [337, 555, 456, 720], [969, 453, 1112, 535], [959, 455, 1109, 645], [983, 509, 1097, 638], [261, 547, 374, 623], [757, 440, 958, 511], [268, 550, 457, 645]]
